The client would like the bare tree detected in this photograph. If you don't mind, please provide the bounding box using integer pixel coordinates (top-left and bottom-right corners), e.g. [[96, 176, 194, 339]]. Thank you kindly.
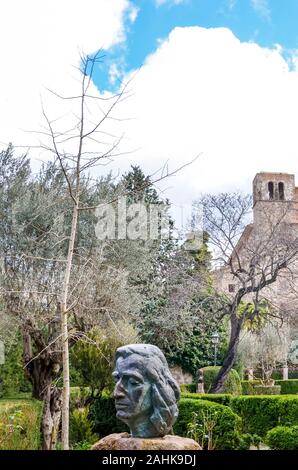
[[0, 147, 142, 449], [196, 193, 298, 392]]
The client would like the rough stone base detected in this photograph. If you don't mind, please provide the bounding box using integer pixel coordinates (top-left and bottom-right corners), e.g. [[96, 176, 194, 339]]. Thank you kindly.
[[92, 432, 201, 450]]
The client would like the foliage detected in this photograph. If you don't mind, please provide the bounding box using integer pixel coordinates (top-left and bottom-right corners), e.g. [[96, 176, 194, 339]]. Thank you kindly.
[[237, 299, 271, 332], [167, 294, 229, 375], [69, 406, 98, 448], [180, 383, 197, 394], [253, 385, 281, 395], [0, 336, 32, 398], [70, 323, 137, 396], [187, 409, 219, 450], [237, 323, 290, 383], [266, 425, 298, 450], [276, 380, 298, 395], [89, 395, 128, 437], [241, 379, 298, 395], [202, 366, 242, 395], [241, 380, 262, 395], [0, 399, 42, 449], [174, 398, 242, 450], [230, 395, 298, 436], [72, 440, 94, 450], [181, 393, 232, 406]]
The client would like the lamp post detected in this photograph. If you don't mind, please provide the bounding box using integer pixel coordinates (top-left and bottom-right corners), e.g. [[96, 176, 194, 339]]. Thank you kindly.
[[211, 331, 219, 366]]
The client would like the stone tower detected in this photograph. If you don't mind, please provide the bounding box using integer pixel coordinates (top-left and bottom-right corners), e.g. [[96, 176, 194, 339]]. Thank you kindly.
[[253, 172, 298, 226]]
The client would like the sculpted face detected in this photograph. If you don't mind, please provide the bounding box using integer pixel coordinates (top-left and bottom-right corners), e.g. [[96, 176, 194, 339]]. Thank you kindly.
[[112, 344, 180, 438], [113, 354, 152, 429]]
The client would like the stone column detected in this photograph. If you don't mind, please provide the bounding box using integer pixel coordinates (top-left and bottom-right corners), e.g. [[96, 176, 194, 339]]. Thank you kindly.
[[282, 366, 288, 380], [247, 368, 254, 381]]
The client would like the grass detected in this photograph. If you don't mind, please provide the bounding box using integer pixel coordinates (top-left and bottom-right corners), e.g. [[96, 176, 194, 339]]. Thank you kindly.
[[0, 398, 43, 450]]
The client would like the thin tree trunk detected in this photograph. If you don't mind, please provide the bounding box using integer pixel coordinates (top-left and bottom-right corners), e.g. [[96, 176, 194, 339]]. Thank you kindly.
[[61, 202, 79, 449]]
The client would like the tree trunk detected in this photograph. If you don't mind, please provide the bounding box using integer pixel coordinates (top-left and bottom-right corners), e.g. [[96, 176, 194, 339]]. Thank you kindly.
[[210, 315, 244, 393], [41, 382, 62, 450], [61, 202, 79, 449], [23, 330, 62, 450]]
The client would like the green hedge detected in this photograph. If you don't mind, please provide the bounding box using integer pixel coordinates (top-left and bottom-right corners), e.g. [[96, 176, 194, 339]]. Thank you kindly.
[[203, 367, 242, 395], [241, 380, 261, 395], [276, 380, 298, 395], [230, 395, 298, 436], [174, 398, 242, 450], [89, 396, 128, 437], [0, 399, 43, 449], [266, 425, 298, 450], [181, 393, 232, 406], [180, 383, 196, 394], [253, 385, 281, 395], [241, 379, 298, 395]]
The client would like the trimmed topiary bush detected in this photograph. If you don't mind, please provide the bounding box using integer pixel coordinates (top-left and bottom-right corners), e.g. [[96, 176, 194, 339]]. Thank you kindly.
[[174, 398, 242, 450], [181, 393, 232, 406], [230, 395, 298, 436], [203, 366, 242, 395], [253, 385, 281, 395], [276, 380, 298, 395], [241, 380, 261, 395], [180, 383, 196, 393], [266, 425, 298, 450], [241, 379, 298, 395]]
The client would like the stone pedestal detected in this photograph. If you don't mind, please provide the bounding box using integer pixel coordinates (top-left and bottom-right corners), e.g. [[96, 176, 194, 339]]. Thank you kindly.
[[92, 433, 201, 450]]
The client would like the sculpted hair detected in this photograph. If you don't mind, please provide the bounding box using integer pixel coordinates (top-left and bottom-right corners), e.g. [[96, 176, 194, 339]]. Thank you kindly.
[[115, 344, 180, 436]]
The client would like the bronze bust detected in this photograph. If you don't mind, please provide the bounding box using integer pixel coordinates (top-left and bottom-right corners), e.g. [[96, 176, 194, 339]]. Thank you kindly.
[[113, 344, 180, 438]]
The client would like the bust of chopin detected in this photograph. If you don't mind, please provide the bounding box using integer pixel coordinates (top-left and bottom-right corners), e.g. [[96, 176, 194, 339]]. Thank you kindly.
[[112, 344, 180, 438]]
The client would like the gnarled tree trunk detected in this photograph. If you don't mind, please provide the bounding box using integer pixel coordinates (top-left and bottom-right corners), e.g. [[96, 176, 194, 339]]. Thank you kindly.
[[23, 329, 62, 450]]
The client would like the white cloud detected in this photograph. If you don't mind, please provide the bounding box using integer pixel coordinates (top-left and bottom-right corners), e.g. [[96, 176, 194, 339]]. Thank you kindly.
[[250, 0, 271, 21], [110, 26, 298, 217], [155, 0, 187, 6]]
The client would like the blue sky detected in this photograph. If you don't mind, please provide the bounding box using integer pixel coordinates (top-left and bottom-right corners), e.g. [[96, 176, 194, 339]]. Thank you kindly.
[[93, 0, 298, 91]]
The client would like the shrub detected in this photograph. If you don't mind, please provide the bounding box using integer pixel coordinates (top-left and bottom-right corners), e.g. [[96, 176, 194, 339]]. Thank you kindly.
[[253, 385, 281, 395], [0, 338, 32, 398], [241, 379, 298, 395], [174, 398, 242, 450], [241, 380, 261, 395], [70, 406, 98, 448], [181, 393, 232, 406], [0, 399, 42, 449], [203, 366, 242, 395], [266, 425, 298, 450], [276, 380, 298, 395], [70, 323, 137, 396], [230, 395, 298, 436], [89, 396, 127, 437], [180, 383, 196, 394]]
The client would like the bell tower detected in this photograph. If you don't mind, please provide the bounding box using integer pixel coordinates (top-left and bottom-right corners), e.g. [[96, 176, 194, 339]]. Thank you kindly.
[[253, 172, 297, 225]]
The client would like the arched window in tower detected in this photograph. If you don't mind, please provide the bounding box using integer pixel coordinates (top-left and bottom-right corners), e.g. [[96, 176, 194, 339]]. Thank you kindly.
[[278, 182, 285, 200], [268, 181, 274, 200]]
